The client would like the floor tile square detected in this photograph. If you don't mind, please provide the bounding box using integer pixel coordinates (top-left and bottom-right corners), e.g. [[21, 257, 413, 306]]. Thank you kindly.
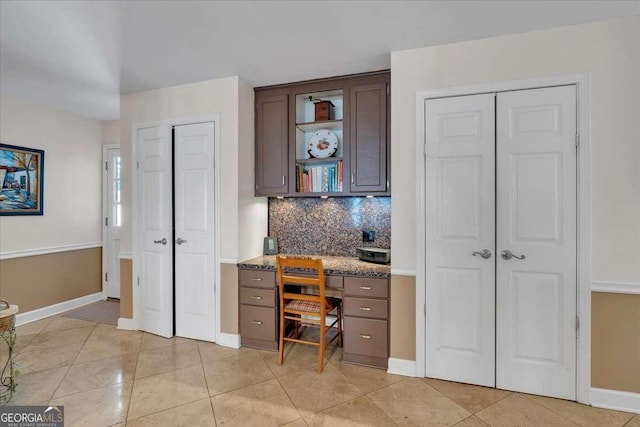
[[526, 394, 635, 427], [368, 378, 470, 426], [126, 397, 215, 426], [424, 378, 511, 413], [202, 350, 274, 396], [127, 365, 209, 419], [135, 341, 200, 379], [475, 393, 577, 427], [305, 395, 396, 426], [211, 378, 300, 426]]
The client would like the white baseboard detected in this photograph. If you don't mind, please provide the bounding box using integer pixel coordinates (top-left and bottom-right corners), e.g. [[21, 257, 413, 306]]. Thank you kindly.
[[387, 357, 416, 377], [15, 292, 104, 326], [117, 317, 137, 331], [591, 388, 640, 414], [217, 332, 241, 349]]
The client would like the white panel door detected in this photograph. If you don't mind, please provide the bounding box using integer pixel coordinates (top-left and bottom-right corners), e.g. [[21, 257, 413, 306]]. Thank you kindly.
[[425, 94, 496, 387], [496, 86, 577, 399], [138, 125, 173, 338], [106, 148, 121, 299], [174, 122, 216, 342]]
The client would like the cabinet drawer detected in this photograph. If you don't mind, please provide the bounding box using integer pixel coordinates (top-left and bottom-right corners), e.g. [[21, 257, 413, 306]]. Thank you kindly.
[[239, 270, 276, 289], [277, 273, 343, 289], [343, 317, 388, 359], [240, 288, 275, 307], [344, 277, 388, 298], [240, 305, 275, 341], [344, 297, 388, 319]]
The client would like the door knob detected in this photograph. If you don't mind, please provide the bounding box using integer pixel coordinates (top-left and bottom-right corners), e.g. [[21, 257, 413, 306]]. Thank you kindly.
[[472, 249, 492, 259], [501, 250, 526, 260], [176, 237, 187, 245], [153, 238, 167, 245]]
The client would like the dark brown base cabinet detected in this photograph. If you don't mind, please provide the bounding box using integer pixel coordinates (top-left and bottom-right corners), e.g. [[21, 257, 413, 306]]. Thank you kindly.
[[238, 269, 278, 351], [238, 268, 390, 369], [255, 70, 390, 197], [342, 277, 390, 369]]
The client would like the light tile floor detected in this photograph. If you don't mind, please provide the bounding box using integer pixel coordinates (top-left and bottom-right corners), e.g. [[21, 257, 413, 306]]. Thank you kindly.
[[8, 315, 639, 427]]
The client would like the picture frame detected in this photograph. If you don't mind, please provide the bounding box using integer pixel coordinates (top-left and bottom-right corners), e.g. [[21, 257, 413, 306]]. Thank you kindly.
[[0, 143, 45, 216]]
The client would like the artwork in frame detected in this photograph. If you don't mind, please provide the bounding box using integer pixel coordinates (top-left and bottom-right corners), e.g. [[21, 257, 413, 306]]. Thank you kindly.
[[0, 143, 45, 216]]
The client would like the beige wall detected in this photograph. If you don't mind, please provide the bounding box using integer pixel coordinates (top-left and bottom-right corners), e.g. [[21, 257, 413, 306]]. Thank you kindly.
[[0, 248, 101, 313], [591, 292, 640, 393], [120, 258, 133, 319], [0, 96, 104, 253], [220, 263, 239, 334], [390, 275, 416, 360], [390, 17, 640, 281], [390, 17, 640, 391]]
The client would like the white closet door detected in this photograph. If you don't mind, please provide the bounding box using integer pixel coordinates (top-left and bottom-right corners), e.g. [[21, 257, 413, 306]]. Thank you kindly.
[[425, 94, 496, 387], [138, 125, 174, 338], [496, 86, 577, 399], [174, 122, 216, 342]]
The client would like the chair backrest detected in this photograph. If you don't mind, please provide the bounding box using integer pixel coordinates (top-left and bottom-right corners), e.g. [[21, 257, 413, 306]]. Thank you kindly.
[[275, 256, 327, 313]]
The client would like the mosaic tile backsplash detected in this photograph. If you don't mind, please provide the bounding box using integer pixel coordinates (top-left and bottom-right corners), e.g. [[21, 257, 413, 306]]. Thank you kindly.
[[268, 197, 391, 257]]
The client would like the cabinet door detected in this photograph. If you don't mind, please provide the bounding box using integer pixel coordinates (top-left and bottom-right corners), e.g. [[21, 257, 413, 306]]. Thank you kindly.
[[349, 81, 388, 194], [256, 93, 289, 196]]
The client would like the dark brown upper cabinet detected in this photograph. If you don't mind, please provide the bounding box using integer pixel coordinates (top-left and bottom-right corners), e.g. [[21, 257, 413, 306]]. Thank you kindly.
[[255, 71, 389, 197], [255, 91, 289, 196], [349, 79, 388, 194]]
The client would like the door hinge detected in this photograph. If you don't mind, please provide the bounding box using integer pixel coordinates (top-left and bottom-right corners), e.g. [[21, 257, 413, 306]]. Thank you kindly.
[[105, 272, 108, 282], [105, 161, 108, 171], [137, 276, 140, 285], [136, 161, 140, 169], [423, 143, 427, 158], [424, 303, 427, 317], [575, 133, 579, 148], [575, 316, 580, 331], [105, 217, 108, 226]]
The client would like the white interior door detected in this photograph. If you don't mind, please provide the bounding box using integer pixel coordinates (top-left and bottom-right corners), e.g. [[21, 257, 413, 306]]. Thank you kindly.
[[496, 86, 577, 399], [174, 122, 216, 342], [105, 148, 121, 299], [137, 125, 173, 338], [425, 94, 496, 387]]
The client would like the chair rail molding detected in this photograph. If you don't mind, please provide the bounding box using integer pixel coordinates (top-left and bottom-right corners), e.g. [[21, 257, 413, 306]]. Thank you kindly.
[[0, 242, 102, 260], [591, 281, 640, 295]]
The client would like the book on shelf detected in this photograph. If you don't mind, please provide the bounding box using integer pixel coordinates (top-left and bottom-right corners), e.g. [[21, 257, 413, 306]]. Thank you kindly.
[[295, 160, 343, 193]]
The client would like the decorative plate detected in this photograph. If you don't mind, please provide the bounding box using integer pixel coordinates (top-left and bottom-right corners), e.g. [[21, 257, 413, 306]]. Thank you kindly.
[[308, 129, 338, 158]]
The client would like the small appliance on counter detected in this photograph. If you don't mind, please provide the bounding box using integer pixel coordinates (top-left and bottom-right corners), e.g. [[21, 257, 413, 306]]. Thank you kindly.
[[356, 247, 390, 264], [263, 236, 278, 255]]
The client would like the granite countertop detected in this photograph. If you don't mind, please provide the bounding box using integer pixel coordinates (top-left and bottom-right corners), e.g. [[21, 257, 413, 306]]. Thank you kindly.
[[238, 255, 390, 278]]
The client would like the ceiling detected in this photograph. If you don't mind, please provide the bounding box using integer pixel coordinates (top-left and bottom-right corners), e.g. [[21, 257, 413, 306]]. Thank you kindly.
[[1, 1, 638, 120]]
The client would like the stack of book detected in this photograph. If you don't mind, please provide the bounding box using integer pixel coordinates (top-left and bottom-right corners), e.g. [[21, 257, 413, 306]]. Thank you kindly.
[[296, 161, 343, 193]]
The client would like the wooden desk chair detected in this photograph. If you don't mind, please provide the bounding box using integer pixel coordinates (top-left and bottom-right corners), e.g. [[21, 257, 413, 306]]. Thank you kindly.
[[275, 256, 342, 373]]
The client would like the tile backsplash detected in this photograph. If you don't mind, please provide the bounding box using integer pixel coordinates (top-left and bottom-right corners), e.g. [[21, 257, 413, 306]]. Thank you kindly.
[[268, 197, 391, 257]]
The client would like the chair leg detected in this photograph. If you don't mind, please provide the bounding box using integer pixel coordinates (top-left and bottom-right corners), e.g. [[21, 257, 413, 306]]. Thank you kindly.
[[337, 303, 343, 347], [278, 312, 285, 366], [318, 314, 326, 373]]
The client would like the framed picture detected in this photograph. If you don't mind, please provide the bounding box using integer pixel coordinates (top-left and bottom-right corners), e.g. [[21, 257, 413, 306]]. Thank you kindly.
[[0, 143, 45, 216]]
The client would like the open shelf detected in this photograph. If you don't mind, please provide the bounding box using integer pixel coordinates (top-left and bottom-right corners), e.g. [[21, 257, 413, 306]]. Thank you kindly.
[[296, 157, 343, 165], [296, 120, 343, 133]]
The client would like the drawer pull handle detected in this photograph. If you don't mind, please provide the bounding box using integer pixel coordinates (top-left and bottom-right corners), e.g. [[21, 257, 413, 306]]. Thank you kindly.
[[358, 334, 372, 339], [251, 320, 263, 325], [359, 286, 372, 290], [251, 278, 263, 281], [251, 296, 263, 300], [359, 307, 372, 311]]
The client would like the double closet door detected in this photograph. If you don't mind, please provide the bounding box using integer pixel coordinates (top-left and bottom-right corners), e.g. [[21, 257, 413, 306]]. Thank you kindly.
[[425, 86, 577, 400], [137, 122, 216, 342]]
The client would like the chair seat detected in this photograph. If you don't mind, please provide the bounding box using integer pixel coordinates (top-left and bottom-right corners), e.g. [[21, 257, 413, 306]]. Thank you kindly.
[[285, 297, 341, 313]]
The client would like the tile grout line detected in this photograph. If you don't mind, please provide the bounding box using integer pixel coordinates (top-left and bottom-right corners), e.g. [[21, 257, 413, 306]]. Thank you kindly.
[[47, 320, 99, 404], [194, 341, 220, 426], [123, 338, 143, 424]]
